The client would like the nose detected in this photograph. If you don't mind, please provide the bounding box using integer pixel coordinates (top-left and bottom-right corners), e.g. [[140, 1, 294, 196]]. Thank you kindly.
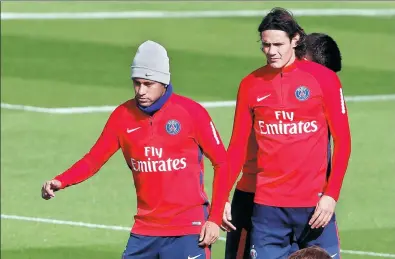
[[137, 84, 148, 96], [267, 46, 277, 56]]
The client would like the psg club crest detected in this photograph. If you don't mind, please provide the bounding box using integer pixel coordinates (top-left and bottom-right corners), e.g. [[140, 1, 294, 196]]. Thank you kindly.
[[165, 119, 181, 135], [295, 86, 310, 101], [250, 246, 258, 259]]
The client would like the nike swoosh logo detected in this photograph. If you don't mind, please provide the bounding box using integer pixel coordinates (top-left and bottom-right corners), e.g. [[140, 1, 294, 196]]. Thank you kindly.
[[188, 255, 201, 259], [257, 94, 271, 102], [331, 253, 338, 258], [126, 127, 141, 133]]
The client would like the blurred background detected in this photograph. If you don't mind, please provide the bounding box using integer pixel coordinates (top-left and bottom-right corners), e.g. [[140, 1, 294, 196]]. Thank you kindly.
[[1, 1, 394, 259]]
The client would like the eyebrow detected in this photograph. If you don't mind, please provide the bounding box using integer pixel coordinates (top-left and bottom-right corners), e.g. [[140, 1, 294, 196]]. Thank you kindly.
[[262, 41, 285, 45], [133, 79, 153, 84]]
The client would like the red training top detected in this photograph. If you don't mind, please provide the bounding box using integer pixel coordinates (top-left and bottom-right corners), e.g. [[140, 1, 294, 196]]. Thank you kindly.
[[54, 94, 229, 236], [228, 59, 351, 207]]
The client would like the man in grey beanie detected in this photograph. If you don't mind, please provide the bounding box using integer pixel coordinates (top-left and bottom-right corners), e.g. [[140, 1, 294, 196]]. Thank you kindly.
[[131, 40, 170, 88], [42, 40, 229, 259], [131, 40, 171, 110]]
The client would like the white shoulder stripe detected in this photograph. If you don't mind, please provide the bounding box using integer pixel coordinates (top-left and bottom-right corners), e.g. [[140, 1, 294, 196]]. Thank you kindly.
[[340, 88, 346, 114], [210, 121, 220, 145]]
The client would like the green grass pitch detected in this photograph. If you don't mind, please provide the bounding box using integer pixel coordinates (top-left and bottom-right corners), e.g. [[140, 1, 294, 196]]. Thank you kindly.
[[1, 2, 395, 259]]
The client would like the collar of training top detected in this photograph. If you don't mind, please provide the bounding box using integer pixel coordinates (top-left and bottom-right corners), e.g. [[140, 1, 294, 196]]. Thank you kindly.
[[267, 59, 301, 75]]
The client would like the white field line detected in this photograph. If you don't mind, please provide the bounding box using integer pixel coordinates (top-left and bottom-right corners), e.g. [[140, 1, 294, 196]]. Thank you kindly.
[[2, 214, 395, 258], [1, 94, 395, 114], [1, 9, 395, 20]]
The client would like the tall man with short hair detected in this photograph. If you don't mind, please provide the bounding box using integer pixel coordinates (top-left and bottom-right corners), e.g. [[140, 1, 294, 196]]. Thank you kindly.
[[226, 8, 351, 258], [223, 31, 343, 259]]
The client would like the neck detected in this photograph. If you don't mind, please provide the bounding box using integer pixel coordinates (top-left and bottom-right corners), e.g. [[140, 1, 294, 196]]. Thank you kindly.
[[137, 83, 173, 116], [284, 53, 296, 68]]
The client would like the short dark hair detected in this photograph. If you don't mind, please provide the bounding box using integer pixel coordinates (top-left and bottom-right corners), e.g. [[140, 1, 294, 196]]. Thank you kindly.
[[305, 33, 342, 72], [258, 7, 306, 59], [288, 246, 332, 259]]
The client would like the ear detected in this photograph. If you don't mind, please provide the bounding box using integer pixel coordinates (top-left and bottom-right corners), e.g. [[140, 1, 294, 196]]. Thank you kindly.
[[291, 33, 300, 48]]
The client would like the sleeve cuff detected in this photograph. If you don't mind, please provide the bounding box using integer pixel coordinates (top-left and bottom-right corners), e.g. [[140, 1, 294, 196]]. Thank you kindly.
[[53, 176, 66, 190], [324, 189, 339, 202], [208, 213, 222, 226]]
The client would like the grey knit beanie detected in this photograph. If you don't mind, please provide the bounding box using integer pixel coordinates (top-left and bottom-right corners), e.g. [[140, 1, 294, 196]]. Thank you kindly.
[[131, 40, 170, 85]]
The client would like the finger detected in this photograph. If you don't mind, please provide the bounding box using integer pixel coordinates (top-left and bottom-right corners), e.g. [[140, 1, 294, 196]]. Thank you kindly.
[[310, 210, 323, 228], [41, 186, 48, 197], [47, 188, 55, 197], [203, 232, 212, 246], [322, 212, 333, 228], [199, 224, 206, 242], [41, 190, 50, 200], [46, 183, 56, 197], [224, 219, 236, 231], [42, 188, 52, 200], [41, 186, 47, 198], [220, 225, 228, 232], [317, 212, 330, 229], [221, 224, 232, 232], [42, 190, 52, 200], [312, 211, 327, 229], [225, 209, 232, 221], [209, 229, 219, 244], [213, 235, 219, 244], [223, 217, 235, 228], [42, 184, 50, 198], [311, 212, 323, 229], [210, 225, 219, 244], [199, 227, 212, 246], [198, 235, 209, 247], [44, 182, 53, 193], [210, 233, 219, 245], [309, 207, 322, 226], [43, 182, 49, 192], [209, 237, 216, 245], [50, 181, 59, 193], [319, 210, 333, 228], [220, 223, 228, 231]]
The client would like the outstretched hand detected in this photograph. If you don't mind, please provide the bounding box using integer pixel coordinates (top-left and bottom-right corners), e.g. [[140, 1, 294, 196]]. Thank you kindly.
[[41, 179, 62, 200]]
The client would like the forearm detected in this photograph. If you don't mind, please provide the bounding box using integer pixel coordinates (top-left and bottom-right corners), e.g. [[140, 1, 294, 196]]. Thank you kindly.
[[54, 112, 120, 189], [54, 154, 103, 188], [322, 74, 352, 201], [208, 162, 229, 225], [324, 134, 351, 200]]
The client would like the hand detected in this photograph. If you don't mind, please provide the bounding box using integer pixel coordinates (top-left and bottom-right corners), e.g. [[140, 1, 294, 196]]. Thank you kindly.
[[41, 179, 62, 200], [221, 202, 236, 232], [198, 221, 220, 247], [309, 195, 336, 229]]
